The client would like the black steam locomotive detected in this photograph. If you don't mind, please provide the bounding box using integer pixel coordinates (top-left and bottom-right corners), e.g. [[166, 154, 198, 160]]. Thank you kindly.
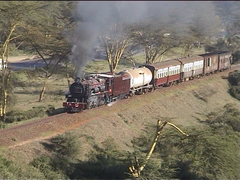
[[63, 74, 110, 112]]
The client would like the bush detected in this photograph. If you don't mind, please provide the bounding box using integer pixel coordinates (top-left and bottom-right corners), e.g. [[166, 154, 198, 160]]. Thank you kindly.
[[228, 70, 240, 100], [206, 103, 240, 132], [232, 50, 240, 64], [5, 106, 48, 123], [30, 156, 65, 180], [70, 137, 129, 179], [50, 133, 80, 159]]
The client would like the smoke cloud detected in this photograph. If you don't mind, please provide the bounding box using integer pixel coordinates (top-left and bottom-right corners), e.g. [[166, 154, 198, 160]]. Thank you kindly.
[[69, 1, 220, 77]]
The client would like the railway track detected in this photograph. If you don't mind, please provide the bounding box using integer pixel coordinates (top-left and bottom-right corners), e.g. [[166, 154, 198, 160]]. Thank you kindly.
[[0, 64, 239, 148]]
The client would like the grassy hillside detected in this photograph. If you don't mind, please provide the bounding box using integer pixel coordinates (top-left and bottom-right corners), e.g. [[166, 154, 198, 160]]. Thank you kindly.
[[0, 65, 239, 179]]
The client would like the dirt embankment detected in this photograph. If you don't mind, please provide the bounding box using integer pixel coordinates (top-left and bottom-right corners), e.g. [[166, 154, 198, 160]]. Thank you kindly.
[[1, 66, 239, 164]]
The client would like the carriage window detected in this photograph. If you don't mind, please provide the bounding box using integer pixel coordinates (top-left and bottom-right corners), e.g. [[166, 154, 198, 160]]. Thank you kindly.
[[206, 58, 211, 67]]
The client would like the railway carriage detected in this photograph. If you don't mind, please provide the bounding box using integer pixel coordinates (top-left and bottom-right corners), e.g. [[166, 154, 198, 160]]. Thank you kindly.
[[218, 51, 232, 71], [199, 52, 219, 75], [142, 60, 181, 87], [177, 56, 204, 81]]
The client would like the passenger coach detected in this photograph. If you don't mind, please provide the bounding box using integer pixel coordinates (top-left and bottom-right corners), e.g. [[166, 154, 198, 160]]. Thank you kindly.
[[142, 59, 181, 87], [177, 56, 204, 81]]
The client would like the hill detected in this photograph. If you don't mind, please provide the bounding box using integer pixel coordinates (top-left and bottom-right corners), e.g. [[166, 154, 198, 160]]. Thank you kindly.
[[1, 66, 239, 168]]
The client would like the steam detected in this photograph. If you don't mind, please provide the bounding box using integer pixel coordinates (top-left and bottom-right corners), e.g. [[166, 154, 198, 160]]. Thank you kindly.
[[69, 1, 221, 77], [69, 1, 149, 77]]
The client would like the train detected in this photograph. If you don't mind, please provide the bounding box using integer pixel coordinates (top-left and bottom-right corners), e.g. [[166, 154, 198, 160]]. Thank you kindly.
[[63, 51, 232, 113]]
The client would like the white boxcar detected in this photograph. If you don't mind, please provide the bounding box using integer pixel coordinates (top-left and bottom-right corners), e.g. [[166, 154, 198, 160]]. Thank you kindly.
[[121, 67, 152, 88]]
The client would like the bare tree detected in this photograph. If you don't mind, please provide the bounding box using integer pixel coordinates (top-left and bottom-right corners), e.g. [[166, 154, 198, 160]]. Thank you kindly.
[[99, 23, 129, 73]]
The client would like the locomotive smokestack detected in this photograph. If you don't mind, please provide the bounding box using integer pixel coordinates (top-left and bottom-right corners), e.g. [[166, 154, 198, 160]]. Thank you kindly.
[[75, 77, 80, 83]]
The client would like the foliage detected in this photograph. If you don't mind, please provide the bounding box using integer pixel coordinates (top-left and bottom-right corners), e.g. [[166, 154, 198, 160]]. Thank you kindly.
[[228, 70, 240, 100], [206, 103, 240, 132], [31, 133, 80, 179], [0, 154, 19, 179], [130, 21, 180, 64], [232, 50, 240, 64], [130, 110, 240, 180], [5, 105, 54, 123], [30, 156, 66, 180], [0, 154, 45, 179], [70, 137, 130, 179], [204, 38, 230, 53], [50, 132, 80, 159]]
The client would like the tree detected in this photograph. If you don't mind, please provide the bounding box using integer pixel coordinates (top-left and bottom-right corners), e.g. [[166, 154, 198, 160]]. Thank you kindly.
[[0, 2, 40, 121], [99, 23, 129, 73], [22, 1, 76, 101], [178, 2, 222, 56], [130, 22, 179, 64]]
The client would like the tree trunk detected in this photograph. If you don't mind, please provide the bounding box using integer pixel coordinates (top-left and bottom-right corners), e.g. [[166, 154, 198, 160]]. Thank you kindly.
[[39, 80, 48, 102], [65, 62, 71, 88], [2, 89, 8, 121], [0, 70, 11, 121], [0, 24, 17, 121]]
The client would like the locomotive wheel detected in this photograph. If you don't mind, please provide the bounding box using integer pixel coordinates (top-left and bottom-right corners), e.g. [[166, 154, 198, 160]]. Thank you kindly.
[[143, 89, 147, 94], [87, 102, 91, 109], [148, 88, 154, 92]]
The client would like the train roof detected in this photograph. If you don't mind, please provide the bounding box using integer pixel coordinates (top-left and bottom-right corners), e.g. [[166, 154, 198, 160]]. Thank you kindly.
[[144, 59, 181, 69], [218, 51, 232, 55], [177, 55, 203, 64], [199, 51, 231, 57]]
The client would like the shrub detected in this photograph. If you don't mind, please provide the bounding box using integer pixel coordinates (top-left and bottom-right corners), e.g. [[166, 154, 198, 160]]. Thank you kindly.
[[232, 50, 240, 64], [5, 106, 47, 123], [30, 156, 65, 180], [50, 133, 80, 159], [228, 70, 240, 100], [206, 103, 240, 132]]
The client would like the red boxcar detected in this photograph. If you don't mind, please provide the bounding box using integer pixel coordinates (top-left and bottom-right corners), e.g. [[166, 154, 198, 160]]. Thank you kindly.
[[107, 73, 131, 100]]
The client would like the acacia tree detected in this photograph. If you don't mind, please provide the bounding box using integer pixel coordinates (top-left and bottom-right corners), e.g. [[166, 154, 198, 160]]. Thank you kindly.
[[0, 2, 41, 121], [130, 22, 180, 64], [99, 23, 129, 74], [22, 1, 75, 102]]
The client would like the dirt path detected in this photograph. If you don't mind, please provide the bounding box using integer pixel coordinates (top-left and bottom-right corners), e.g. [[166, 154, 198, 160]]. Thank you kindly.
[[8, 55, 37, 63]]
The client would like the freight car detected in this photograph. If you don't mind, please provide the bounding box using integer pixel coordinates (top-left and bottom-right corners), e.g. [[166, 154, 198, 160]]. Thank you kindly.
[[63, 51, 232, 113]]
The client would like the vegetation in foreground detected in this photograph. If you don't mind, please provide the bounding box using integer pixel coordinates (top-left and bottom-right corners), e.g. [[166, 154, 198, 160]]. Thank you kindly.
[[0, 103, 239, 180]]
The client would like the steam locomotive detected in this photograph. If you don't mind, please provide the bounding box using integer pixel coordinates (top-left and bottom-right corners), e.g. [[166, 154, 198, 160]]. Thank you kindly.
[[63, 51, 232, 113]]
